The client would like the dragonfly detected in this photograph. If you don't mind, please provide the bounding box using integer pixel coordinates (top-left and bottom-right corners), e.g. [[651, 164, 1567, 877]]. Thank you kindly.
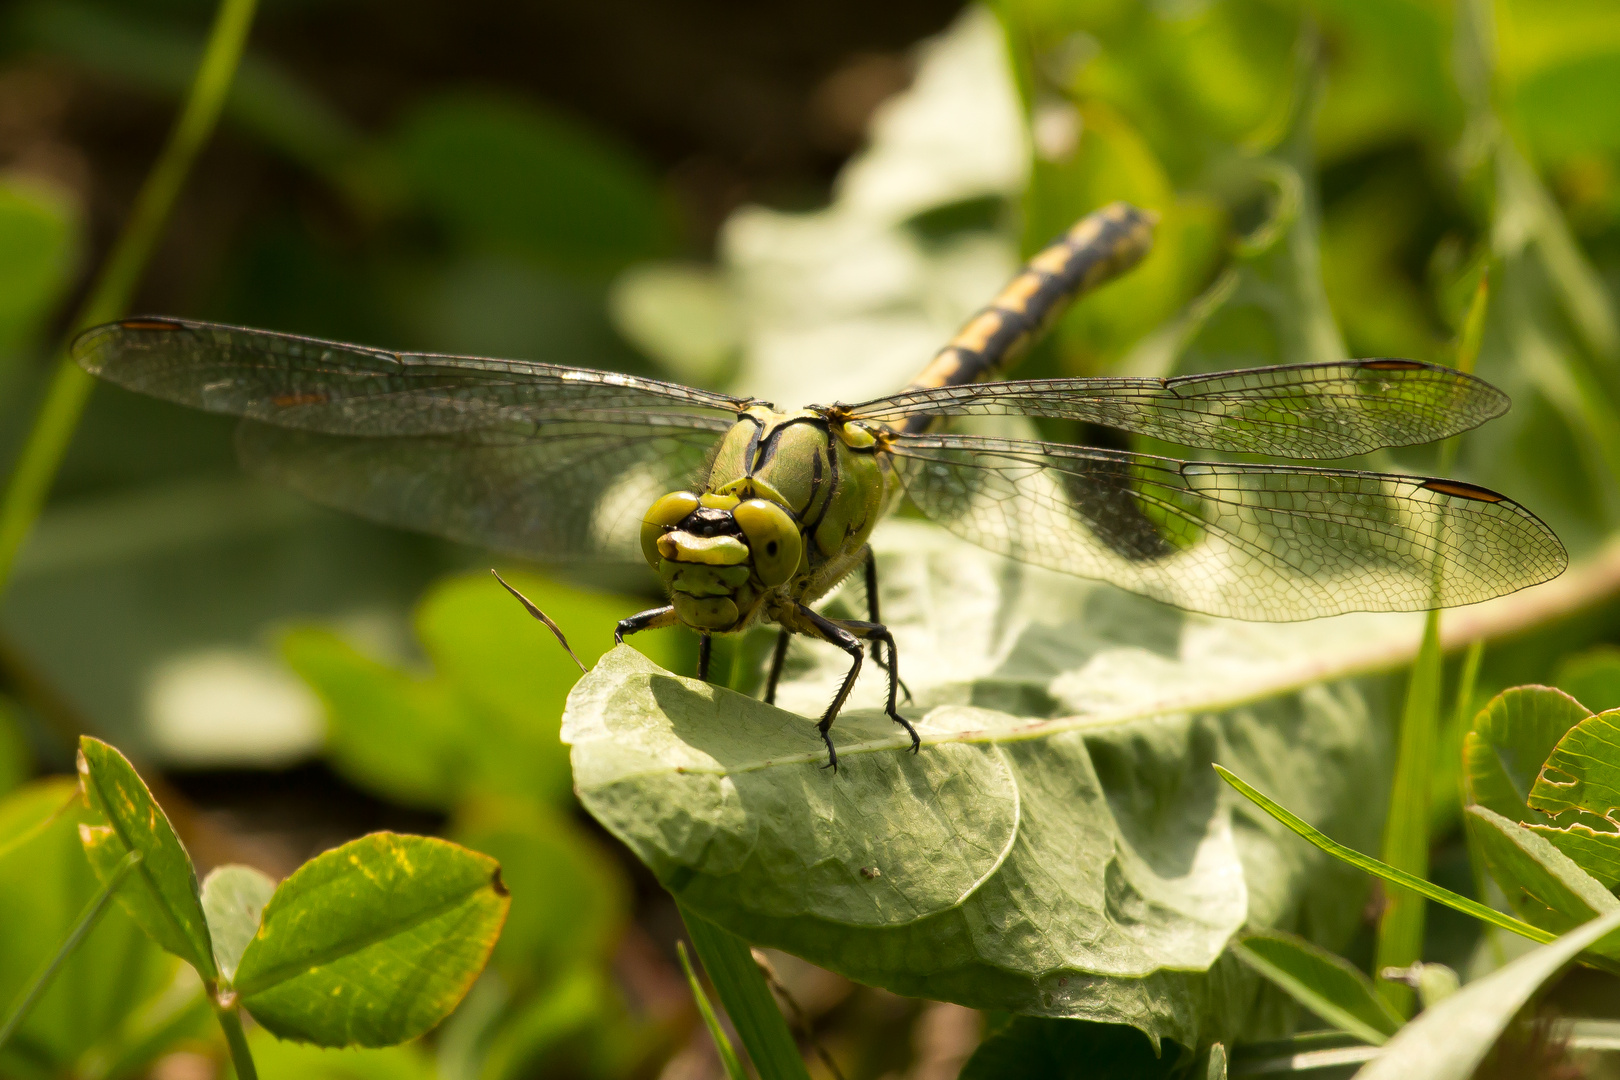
[[73, 202, 1566, 770]]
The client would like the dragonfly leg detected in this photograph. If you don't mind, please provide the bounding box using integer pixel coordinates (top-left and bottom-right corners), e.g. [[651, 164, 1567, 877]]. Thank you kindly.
[[782, 603, 866, 772], [697, 634, 712, 682], [861, 548, 912, 705], [614, 605, 678, 645], [831, 618, 919, 754], [763, 629, 789, 705]]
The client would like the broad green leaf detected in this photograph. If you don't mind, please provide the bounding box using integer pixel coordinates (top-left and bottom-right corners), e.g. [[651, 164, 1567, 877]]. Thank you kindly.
[[1555, 646, 1620, 714], [1529, 709, 1620, 817], [1230, 929, 1400, 1045], [75, 737, 216, 980], [571, 647, 1024, 929], [0, 779, 204, 1080], [202, 864, 277, 985], [565, 521, 1421, 1046], [1461, 686, 1588, 822], [246, 1025, 436, 1080], [234, 832, 509, 1047], [451, 797, 627, 985], [1354, 908, 1620, 1080], [959, 1017, 1184, 1080], [1462, 807, 1620, 958]]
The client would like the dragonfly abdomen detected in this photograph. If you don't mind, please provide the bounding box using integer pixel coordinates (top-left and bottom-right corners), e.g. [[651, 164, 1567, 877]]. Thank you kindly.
[[899, 202, 1155, 432]]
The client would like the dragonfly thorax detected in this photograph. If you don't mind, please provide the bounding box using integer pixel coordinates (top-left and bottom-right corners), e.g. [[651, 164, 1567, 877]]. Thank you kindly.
[[638, 406, 895, 634]]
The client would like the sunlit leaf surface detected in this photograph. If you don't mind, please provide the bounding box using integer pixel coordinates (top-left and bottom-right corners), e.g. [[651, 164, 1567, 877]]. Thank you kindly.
[[234, 832, 509, 1047], [1463, 687, 1620, 886], [566, 521, 1398, 1041], [201, 863, 276, 985], [75, 736, 216, 980], [1464, 806, 1620, 959]]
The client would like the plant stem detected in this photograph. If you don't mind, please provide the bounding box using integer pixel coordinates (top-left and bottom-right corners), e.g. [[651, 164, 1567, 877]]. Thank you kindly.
[[0, 0, 260, 598], [679, 903, 811, 1080], [1373, 608, 1443, 1017], [215, 1000, 258, 1080], [0, 849, 140, 1049]]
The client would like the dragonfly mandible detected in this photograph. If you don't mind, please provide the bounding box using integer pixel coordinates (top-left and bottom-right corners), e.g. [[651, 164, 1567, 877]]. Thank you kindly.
[[73, 202, 1567, 770]]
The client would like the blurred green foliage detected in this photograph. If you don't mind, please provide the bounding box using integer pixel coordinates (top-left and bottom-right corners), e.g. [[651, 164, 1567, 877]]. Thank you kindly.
[[3, 0, 1620, 1076]]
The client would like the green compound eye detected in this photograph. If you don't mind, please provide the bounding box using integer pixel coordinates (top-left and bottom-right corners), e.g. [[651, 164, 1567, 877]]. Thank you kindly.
[[640, 490, 700, 569], [734, 498, 802, 588]]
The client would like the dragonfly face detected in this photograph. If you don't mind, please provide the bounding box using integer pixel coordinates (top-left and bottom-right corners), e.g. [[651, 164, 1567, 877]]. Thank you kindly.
[[640, 405, 895, 635], [69, 202, 1569, 772]]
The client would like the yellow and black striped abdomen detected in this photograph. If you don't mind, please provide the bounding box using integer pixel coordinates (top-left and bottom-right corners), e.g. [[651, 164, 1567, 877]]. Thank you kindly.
[[900, 202, 1155, 431]]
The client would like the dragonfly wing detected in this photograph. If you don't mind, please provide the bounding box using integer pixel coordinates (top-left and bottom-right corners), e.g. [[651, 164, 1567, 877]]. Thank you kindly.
[[236, 420, 725, 562], [886, 433, 1566, 620], [73, 317, 749, 434], [848, 360, 1508, 458]]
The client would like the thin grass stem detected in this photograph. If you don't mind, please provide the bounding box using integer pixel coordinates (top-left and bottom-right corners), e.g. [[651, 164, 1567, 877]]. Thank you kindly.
[[0, 849, 141, 1050], [0, 0, 261, 598]]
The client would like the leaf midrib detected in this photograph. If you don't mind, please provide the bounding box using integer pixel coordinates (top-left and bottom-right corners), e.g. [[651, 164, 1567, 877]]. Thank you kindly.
[[233, 881, 492, 997], [86, 763, 214, 979], [582, 542, 1620, 780]]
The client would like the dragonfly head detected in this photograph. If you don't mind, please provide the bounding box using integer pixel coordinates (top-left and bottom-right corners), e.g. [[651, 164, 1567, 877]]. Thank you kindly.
[[640, 489, 805, 632]]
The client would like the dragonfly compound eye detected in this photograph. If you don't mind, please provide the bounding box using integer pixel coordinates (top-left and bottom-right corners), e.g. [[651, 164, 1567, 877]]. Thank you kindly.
[[734, 498, 803, 588], [640, 491, 701, 569]]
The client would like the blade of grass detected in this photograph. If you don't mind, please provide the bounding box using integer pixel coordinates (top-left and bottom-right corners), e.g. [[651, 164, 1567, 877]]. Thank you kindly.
[[679, 904, 812, 1080], [677, 940, 749, 1080], [1374, 608, 1444, 1017], [0, 849, 141, 1050], [0, 0, 260, 598], [1214, 765, 1555, 946]]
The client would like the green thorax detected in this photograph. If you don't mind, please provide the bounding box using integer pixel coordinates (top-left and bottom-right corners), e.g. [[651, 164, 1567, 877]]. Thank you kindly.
[[706, 406, 894, 583]]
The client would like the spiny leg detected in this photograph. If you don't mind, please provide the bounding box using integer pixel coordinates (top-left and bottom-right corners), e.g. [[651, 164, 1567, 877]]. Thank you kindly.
[[833, 618, 919, 754], [784, 604, 866, 772], [861, 548, 912, 705], [615, 605, 679, 645], [763, 629, 790, 706], [697, 634, 713, 682]]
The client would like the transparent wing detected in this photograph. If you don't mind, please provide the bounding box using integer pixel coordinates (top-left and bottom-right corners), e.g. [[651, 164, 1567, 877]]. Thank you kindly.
[[237, 420, 724, 562], [848, 360, 1507, 459], [886, 432, 1566, 620], [72, 317, 750, 435]]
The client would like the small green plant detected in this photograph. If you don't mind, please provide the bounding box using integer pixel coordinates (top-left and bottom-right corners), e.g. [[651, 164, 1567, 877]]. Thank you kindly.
[[0, 738, 507, 1079], [1216, 673, 1620, 1074]]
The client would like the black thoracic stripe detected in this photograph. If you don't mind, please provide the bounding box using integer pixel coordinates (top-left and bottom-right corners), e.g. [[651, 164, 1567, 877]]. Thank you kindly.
[[753, 415, 827, 473], [804, 436, 839, 539], [898, 202, 1155, 434], [740, 415, 764, 475], [802, 445, 824, 519]]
